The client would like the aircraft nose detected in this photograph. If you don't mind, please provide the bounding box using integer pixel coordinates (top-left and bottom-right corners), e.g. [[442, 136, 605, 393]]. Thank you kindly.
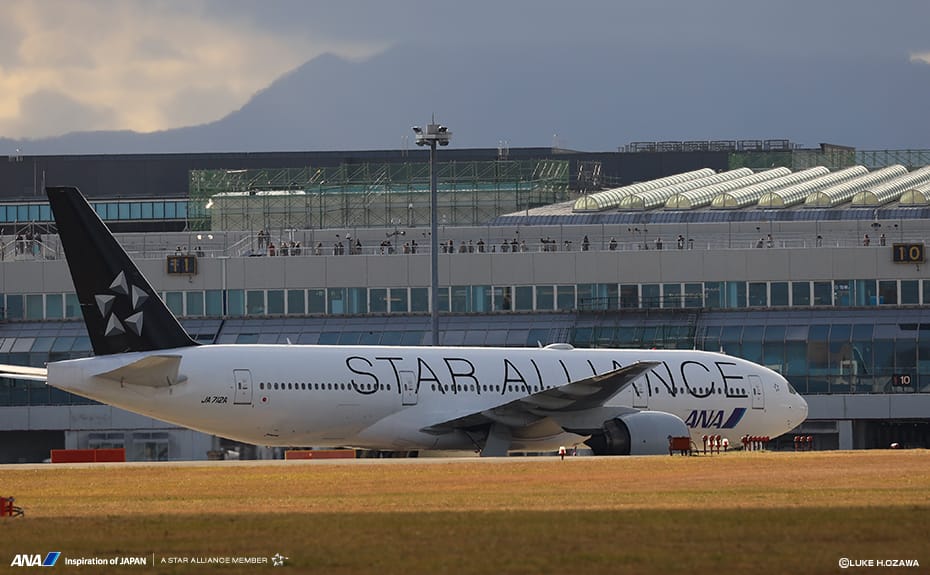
[[796, 393, 809, 420]]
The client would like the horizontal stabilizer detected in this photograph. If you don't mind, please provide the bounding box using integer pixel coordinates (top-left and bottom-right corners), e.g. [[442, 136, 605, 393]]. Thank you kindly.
[[94, 355, 187, 388], [0, 363, 49, 382]]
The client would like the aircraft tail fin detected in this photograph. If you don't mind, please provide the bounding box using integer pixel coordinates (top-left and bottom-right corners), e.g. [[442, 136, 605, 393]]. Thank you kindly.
[[47, 187, 198, 355]]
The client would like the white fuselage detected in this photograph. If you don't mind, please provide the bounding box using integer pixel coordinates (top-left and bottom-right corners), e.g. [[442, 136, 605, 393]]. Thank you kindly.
[[47, 345, 807, 452]]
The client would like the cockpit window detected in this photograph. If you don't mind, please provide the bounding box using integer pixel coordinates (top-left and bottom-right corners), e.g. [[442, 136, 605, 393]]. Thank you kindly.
[[786, 382, 798, 394]]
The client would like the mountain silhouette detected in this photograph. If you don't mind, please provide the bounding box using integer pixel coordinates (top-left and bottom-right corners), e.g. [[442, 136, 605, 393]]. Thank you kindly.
[[2, 42, 929, 154]]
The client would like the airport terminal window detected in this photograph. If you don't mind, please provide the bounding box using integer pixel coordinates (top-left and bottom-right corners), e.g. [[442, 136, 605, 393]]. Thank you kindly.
[[703, 282, 722, 308], [186, 292, 204, 317], [901, 281, 919, 305], [641, 284, 660, 308], [204, 290, 223, 316], [577, 284, 607, 309], [345, 288, 367, 315], [834, 281, 851, 306], [308, 289, 326, 314], [514, 286, 533, 311], [370, 289, 388, 314], [763, 326, 786, 370], [65, 294, 80, 318], [813, 282, 832, 306], [526, 328, 549, 346], [165, 292, 184, 316], [536, 286, 555, 310], [573, 327, 593, 346], [854, 280, 877, 306], [720, 325, 741, 355], [402, 331, 424, 346], [619, 284, 638, 309], [227, 290, 244, 316], [389, 288, 408, 313], [46, 294, 63, 319], [410, 288, 428, 313], [748, 283, 767, 307], [26, 294, 43, 320], [328, 288, 345, 315], [794, 281, 812, 307], [451, 286, 468, 312], [6, 295, 23, 320], [663, 283, 682, 308], [918, 337, 930, 375], [879, 281, 897, 305], [556, 286, 575, 310], [118, 203, 130, 219], [770, 282, 788, 307], [51, 336, 75, 353], [287, 290, 306, 315], [895, 338, 917, 373], [436, 287, 450, 313], [873, 338, 895, 375], [30, 337, 55, 353], [246, 290, 265, 315], [267, 290, 285, 315], [725, 282, 747, 308], [473, 286, 491, 312], [684, 283, 702, 308], [73, 336, 92, 353], [381, 331, 404, 345], [493, 286, 511, 311]]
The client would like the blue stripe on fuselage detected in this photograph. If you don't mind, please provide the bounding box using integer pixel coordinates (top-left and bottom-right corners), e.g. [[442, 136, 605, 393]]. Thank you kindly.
[[722, 407, 746, 429]]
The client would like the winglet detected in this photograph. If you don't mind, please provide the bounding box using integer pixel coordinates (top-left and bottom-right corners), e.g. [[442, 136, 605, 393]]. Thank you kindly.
[[47, 187, 198, 355]]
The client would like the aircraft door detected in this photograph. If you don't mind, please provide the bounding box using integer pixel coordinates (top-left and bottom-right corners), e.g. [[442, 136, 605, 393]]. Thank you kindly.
[[749, 374, 764, 409], [233, 369, 253, 405], [400, 370, 417, 406]]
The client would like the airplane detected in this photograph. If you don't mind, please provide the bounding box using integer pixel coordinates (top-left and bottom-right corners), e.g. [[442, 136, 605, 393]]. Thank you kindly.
[[0, 187, 808, 456]]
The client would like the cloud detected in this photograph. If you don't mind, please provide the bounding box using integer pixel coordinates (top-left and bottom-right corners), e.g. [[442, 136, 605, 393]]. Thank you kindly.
[[0, 0, 385, 139], [911, 52, 930, 65]]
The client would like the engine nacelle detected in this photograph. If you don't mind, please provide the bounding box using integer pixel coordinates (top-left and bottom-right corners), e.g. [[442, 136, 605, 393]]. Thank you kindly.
[[585, 411, 688, 455]]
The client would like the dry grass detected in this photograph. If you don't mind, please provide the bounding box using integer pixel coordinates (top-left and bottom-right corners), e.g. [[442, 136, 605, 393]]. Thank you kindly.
[[1, 451, 928, 574]]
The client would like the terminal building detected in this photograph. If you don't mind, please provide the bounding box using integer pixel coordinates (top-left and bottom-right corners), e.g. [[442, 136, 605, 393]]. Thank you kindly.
[[2, 142, 930, 462]]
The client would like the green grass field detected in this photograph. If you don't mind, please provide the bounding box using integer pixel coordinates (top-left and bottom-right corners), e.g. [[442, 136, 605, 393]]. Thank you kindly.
[[1, 451, 928, 574]]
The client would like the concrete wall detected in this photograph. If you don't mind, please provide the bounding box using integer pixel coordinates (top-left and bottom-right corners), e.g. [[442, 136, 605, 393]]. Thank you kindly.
[[2, 243, 927, 296]]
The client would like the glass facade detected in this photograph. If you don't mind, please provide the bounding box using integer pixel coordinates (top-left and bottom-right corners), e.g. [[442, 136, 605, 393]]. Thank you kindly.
[[0, 199, 189, 224], [2, 278, 929, 322]]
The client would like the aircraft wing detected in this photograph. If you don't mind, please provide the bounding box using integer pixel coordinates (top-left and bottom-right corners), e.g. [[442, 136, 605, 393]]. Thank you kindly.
[[0, 364, 49, 382], [421, 360, 659, 435]]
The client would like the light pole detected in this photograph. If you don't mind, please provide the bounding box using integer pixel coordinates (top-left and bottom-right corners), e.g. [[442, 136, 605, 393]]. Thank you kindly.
[[413, 121, 451, 346]]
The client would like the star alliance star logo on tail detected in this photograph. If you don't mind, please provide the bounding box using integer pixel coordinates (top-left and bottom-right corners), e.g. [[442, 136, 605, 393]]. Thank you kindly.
[[95, 271, 148, 338]]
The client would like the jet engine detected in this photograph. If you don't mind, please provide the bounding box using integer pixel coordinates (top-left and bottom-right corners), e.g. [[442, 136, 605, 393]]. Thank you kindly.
[[584, 411, 688, 455]]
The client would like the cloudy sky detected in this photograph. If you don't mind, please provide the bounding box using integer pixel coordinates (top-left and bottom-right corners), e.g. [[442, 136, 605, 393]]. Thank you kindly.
[[1, 1, 928, 147]]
